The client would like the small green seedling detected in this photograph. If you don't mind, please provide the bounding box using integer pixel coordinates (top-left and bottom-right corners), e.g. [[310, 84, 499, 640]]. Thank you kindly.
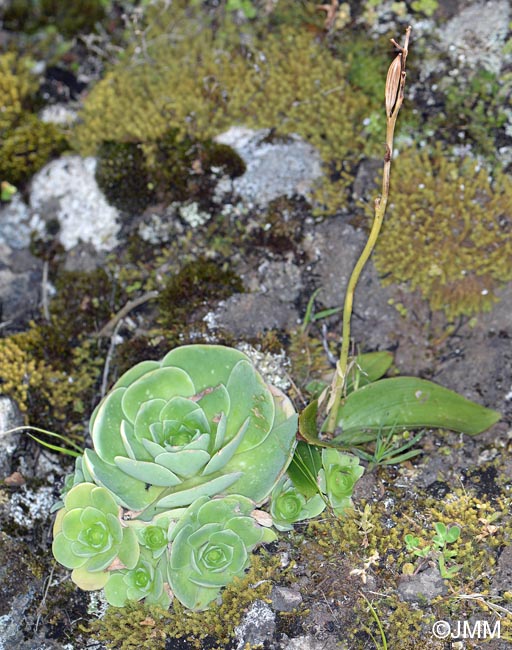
[[404, 522, 461, 578], [353, 428, 424, 469]]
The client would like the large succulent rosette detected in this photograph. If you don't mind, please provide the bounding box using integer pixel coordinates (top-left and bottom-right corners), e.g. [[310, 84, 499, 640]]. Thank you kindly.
[[83, 345, 298, 519]]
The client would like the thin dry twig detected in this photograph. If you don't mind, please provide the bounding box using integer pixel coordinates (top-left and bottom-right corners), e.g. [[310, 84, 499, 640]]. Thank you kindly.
[[96, 290, 159, 338], [41, 260, 50, 322]]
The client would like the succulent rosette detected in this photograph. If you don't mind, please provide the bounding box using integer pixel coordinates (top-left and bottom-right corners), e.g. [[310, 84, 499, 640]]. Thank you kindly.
[[318, 450, 364, 516], [167, 495, 276, 611], [270, 477, 326, 531], [52, 483, 139, 590], [129, 510, 185, 559], [104, 548, 171, 608], [83, 345, 297, 519]]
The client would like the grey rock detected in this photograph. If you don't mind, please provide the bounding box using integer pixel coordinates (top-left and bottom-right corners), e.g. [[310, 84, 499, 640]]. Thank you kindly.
[[208, 255, 302, 336], [0, 195, 33, 250], [490, 544, 512, 595], [234, 600, 276, 649], [215, 127, 322, 207], [437, 0, 511, 75], [433, 282, 512, 423], [397, 566, 448, 603], [0, 395, 23, 480], [0, 243, 42, 323], [271, 585, 302, 612], [30, 156, 120, 252], [246, 259, 303, 302], [209, 293, 300, 336], [63, 242, 107, 273], [304, 218, 398, 351], [283, 635, 343, 650]]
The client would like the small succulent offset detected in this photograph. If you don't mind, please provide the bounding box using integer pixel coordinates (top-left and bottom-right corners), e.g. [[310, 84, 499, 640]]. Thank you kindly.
[[52, 483, 139, 591], [52, 344, 300, 610], [270, 477, 326, 531], [318, 450, 365, 517], [167, 495, 276, 610]]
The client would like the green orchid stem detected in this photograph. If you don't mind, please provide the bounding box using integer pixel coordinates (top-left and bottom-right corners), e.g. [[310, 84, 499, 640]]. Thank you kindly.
[[325, 27, 410, 435]]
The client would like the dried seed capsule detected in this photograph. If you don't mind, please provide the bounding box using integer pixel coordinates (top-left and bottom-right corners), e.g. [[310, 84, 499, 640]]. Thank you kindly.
[[385, 53, 402, 118]]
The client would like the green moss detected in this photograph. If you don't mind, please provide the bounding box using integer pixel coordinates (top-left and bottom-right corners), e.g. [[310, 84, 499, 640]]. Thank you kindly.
[[95, 141, 154, 214], [0, 533, 47, 613], [372, 146, 512, 319], [149, 128, 245, 206], [250, 197, 305, 255], [157, 258, 244, 331], [0, 325, 103, 438], [72, 5, 372, 212], [429, 69, 509, 156], [3, 0, 106, 36], [46, 268, 118, 354], [0, 113, 68, 185], [95, 131, 245, 213], [0, 268, 117, 432], [298, 476, 512, 648], [85, 552, 282, 649], [0, 53, 38, 133]]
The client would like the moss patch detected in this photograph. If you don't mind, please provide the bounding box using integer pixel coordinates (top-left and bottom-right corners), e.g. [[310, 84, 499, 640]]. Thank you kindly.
[[157, 258, 244, 333], [85, 552, 283, 649], [71, 4, 374, 213], [371, 146, 512, 319]]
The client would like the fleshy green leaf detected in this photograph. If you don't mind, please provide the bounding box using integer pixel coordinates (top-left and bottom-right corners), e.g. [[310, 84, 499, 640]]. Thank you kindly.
[[91, 388, 129, 463], [298, 399, 331, 447], [133, 399, 167, 442], [121, 367, 196, 422], [225, 359, 274, 451], [155, 473, 243, 510], [114, 456, 182, 486], [71, 565, 110, 591], [335, 377, 501, 443], [53, 533, 85, 568], [155, 449, 210, 477], [162, 345, 250, 392], [83, 449, 164, 511], [104, 572, 129, 607], [117, 527, 140, 570], [223, 412, 297, 503], [202, 418, 248, 476], [64, 482, 96, 510], [112, 360, 161, 390]]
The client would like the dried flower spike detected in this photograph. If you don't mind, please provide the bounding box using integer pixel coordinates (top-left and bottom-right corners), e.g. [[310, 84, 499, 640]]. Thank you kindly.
[[385, 53, 403, 118], [385, 26, 411, 119]]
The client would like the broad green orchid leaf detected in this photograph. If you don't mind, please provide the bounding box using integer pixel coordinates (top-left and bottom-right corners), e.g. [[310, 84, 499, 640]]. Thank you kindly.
[[334, 377, 500, 444], [345, 351, 394, 393]]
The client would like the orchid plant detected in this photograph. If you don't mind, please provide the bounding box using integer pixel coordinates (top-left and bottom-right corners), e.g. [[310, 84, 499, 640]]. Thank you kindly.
[[46, 26, 501, 612]]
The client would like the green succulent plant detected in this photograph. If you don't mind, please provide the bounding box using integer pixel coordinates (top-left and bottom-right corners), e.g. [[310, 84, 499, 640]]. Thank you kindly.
[[52, 483, 139, 591], [83, 345, 298, 518], [167, 495, 276, 611], [318, 450, 364, 517], [104, 548, 171, 608], [270, 477, 326, 531]]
